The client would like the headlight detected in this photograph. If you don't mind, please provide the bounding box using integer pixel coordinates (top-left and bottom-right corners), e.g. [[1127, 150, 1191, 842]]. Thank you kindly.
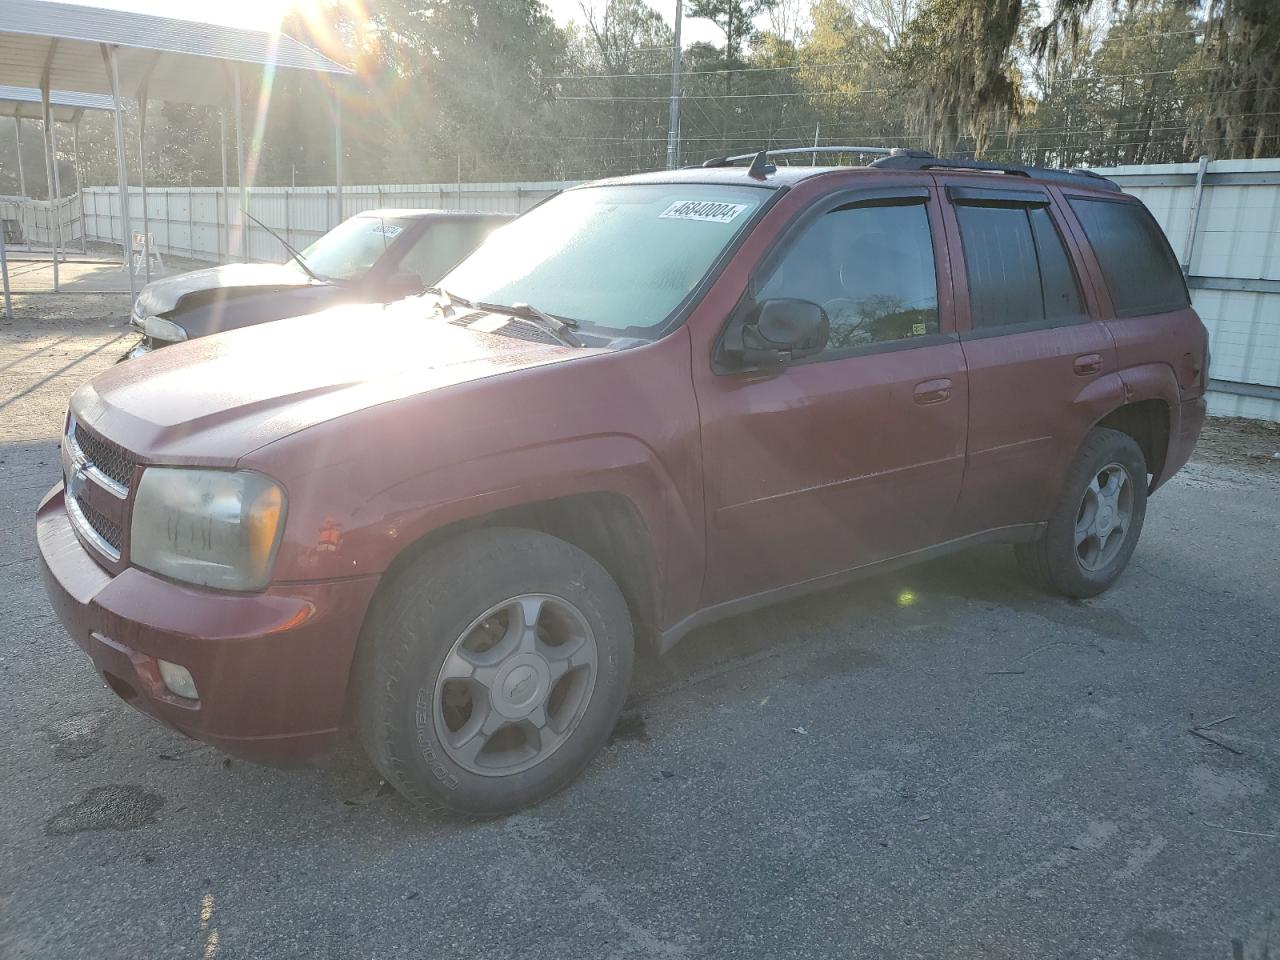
[[130, 468, 286, 591], [142, 316, 188, 343]]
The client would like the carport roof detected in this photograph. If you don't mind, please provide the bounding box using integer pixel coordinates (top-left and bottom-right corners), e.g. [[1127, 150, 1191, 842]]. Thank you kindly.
[[0, 84, 113, 122], [0, 0, 352, 107]]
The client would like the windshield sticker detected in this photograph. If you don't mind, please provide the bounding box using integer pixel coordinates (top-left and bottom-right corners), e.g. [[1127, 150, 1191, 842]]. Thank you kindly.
[[660, 200, 751, 224], [371, 224, 403, 238]]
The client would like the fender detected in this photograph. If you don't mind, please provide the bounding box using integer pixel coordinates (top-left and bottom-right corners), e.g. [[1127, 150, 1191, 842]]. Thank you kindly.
[[1034, 370, 1129, 512], [1060, 362, 1178, 497], [1116, 361, 1181, 410], [1070, 370, 1127, 431], [239, 326, 707, 627], [266, 432, 705, 630], [1115, 362, 1181, 489]]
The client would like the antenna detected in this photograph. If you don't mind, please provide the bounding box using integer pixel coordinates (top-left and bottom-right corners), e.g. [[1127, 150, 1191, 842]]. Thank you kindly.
[[747, 150, 772, 180]]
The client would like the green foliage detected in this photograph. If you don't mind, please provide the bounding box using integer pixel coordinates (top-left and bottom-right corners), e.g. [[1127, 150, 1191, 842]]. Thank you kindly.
[[889, 0, 1025, 155], [1188, 0, 1280, 158], [39, 0, 1278, 190]]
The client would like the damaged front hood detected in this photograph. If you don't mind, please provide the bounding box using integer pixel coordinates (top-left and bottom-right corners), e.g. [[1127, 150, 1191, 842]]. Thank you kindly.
[[73, 300, 598, 464], [135, 262, 321, 316]]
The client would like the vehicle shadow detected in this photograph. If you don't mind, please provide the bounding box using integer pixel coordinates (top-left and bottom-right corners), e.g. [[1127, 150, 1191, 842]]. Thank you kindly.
[[311, 540, 1074, 832]]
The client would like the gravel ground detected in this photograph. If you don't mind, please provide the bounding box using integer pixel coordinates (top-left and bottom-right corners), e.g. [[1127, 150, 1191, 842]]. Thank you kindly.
[[2, 295, 1278, 960]]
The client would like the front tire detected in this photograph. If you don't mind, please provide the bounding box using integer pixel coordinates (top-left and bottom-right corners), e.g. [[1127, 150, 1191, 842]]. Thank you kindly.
[[1015, 427, 1148, 598], [355, 527, 634, 816]]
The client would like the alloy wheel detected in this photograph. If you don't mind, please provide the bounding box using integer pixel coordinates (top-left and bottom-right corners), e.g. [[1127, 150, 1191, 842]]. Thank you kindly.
[[1074, 461, 1134, 572], [432, 594, 598, 776]]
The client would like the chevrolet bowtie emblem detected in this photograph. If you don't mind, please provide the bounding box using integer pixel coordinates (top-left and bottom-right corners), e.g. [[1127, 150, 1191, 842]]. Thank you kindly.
[[67, 465, 87, 499]]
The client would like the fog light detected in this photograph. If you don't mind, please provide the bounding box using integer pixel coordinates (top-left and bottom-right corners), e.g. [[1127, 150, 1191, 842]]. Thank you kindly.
[[158, 659, 198, 700]]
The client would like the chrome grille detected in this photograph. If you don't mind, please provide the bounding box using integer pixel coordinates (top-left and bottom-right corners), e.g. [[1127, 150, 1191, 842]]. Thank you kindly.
[[70, 494, 124, 556], [73, 421, 137, 490], [63, 414, 135, 563]]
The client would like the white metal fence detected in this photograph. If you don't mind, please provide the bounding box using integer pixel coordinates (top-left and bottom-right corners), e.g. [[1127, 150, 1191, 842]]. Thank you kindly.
[[77, 181, 572, 264], [14, 161, 1280, 421], [0, 194, 84, 247]]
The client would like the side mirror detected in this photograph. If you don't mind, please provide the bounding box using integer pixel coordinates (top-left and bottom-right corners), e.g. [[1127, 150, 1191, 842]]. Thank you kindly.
[[721, 298, 829, 367], [384, 271, 425, 300]]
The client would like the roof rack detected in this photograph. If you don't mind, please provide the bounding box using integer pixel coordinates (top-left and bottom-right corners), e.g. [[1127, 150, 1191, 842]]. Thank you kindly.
[[698, 146, 923, 181], [701, 145, 901, 169], [869, 154, 1122, 193]]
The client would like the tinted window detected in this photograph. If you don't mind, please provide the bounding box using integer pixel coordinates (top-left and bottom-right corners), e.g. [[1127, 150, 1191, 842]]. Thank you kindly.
[[1029, 207, 1085, 323], [397, 220, 497, 284], [955, 205, 1044, 328], [956, 204, 1087, 329], [1069, 197, 1189, 316], [759, 202, 939, 351]]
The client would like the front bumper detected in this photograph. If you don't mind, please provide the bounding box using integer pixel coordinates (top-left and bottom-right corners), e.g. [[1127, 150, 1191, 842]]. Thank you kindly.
[[37, 484, 380, 765]]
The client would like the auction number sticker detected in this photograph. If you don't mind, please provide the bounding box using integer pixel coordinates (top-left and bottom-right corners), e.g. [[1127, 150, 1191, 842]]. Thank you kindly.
[[660, 200, 751, 224]]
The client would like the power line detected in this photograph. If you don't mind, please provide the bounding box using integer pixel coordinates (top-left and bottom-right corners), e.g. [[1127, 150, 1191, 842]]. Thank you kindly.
[[551, 39, 1215, 82], [554, 65, 1225, 102]]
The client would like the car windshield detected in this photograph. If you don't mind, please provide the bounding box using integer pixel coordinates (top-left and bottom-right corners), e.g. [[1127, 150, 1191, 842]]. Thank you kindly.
[[293, 215, 412, 281], [439, 183, 769, 335]]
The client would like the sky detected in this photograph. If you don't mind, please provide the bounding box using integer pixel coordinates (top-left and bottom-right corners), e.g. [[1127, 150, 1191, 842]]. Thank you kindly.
[[56, 0, 728, 51]]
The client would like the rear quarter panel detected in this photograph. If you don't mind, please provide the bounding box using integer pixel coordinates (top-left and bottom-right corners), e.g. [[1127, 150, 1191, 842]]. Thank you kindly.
[[1052, 185, 1209, 487]]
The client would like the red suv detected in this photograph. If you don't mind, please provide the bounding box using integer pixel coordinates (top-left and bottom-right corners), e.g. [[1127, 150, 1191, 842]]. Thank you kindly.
[[38, 150, 1207, 816]]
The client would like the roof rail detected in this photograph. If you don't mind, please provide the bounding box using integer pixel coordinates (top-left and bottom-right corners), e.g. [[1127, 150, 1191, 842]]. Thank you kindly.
[[870, 154, 1122, 192], [700, 145, 907, 170]]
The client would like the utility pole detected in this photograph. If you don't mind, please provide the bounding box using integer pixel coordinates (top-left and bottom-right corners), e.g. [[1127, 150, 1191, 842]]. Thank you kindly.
[[665, 0, 683, 170]]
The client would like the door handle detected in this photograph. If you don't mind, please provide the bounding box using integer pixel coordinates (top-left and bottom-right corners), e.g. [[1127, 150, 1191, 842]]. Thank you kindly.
[[913, 378, 953, 405], [1073, 354, 1103, 376]]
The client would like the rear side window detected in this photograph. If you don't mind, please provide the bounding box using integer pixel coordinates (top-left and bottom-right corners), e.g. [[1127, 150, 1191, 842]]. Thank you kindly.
[[955, 204, 1086, 330], [1068, 198, 1189, 316], [1029, 208, 1085, 322]]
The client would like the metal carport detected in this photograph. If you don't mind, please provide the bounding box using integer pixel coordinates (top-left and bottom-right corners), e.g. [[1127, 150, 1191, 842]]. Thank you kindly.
[[0, 0, 351, 312], [1, 86, 115, 316]]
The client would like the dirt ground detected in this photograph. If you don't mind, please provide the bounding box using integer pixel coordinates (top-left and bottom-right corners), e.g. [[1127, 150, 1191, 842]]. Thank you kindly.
[[3, 293, 1279, 960], [1194, 416, 1280, 473]]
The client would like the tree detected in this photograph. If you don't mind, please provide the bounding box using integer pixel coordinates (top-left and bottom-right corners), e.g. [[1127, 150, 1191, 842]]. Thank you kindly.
[[1186, 0, 1280, 158], [558, 0, 674, 176], [688, 0, 778, 66], [797, 0, 903, 150], [889, 0, 1025, 155], [1034, 0, 1278, 159]]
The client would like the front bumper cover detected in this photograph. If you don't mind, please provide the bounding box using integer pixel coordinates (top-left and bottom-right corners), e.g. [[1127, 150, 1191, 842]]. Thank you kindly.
[[37, 484, 380, 765]]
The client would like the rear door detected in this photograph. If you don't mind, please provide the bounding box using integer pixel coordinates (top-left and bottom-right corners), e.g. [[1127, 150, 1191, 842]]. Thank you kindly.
[[940, 182, 1119, 533], [695, 184, 969, 604]]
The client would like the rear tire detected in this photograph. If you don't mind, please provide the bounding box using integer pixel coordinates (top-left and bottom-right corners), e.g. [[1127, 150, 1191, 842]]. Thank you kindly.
[[355, 527, 633, 817], [1015, 427, 1148, 598]]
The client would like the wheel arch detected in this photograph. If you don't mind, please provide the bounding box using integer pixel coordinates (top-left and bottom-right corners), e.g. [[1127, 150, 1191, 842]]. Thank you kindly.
[[1095, 398, 1172, 491], [359, 489, 661, 653]]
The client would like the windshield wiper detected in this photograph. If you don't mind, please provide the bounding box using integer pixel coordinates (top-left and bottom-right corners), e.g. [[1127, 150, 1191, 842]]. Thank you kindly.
[[477, 300, 582, 348], [241, 208, 323, 283], [423, 285, 473, 314]]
